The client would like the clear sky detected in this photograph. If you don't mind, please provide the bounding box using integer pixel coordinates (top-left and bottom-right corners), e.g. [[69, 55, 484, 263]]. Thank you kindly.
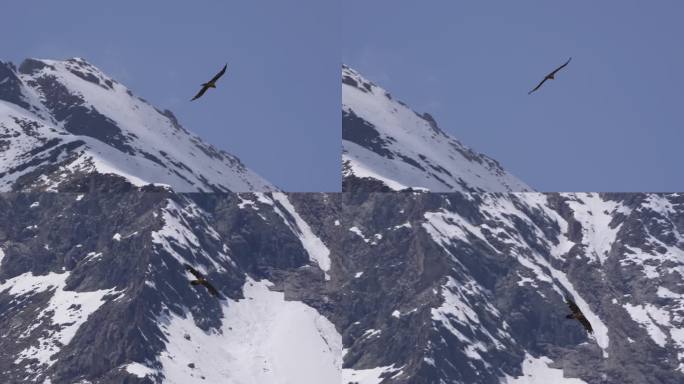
[[1, 1, 340, 192], [342, 1, 684, 192]]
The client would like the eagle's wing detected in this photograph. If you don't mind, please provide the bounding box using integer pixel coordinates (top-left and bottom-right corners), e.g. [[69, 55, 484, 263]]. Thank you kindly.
[[184, 264, 204, 279], [549, 57, 572, 77], [191, 85, 209, 101], [565, 296, 582, 314], [528, 78, 548, 94], [209, 64, 228, 84], [203, 281, 221, 297], [577, 314, 594, 333]]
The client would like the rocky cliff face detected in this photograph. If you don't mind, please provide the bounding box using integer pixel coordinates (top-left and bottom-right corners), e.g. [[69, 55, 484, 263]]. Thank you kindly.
[[0, 58, 274, 193], [1, 176, 681, 383], [0, 174, 321, 383]]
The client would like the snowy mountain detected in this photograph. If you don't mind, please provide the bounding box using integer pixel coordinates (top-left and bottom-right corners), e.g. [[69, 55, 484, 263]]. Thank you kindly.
[[0, 58, 275, 192], [0, 58, 681, 384], [1, 183, 682, 383], [342, 65, 530, 193]]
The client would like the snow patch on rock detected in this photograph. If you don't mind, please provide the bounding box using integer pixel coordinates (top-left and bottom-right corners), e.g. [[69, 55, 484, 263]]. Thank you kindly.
[[503, 353, 588, 383], [0, 271, 117, 373], [271, 193, 331, 279]]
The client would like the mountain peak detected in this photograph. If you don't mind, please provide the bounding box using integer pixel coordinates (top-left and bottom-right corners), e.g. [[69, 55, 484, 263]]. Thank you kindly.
[[0, 57, 275, 192], [342, 65, 531, 193]]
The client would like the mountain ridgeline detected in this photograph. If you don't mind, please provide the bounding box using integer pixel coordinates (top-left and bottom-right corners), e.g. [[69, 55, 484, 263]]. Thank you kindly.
[[342, 65, 530, 193], [0, 58, 274, 193]]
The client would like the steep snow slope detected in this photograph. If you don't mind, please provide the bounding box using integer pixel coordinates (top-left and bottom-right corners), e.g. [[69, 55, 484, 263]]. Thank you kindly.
[[158, 278, 342, 384], [342, 65, 530, 192], [0, 58, 274, 192]]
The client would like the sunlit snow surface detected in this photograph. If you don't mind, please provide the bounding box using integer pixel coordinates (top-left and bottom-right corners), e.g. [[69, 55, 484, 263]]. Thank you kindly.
[[502, 353, 588, 384], [342, 65, 531, 192], [342, 364, 403, 384], [158, 278, 342, 384], [155, 275, 399, 384], [124, 362, 157, 378]]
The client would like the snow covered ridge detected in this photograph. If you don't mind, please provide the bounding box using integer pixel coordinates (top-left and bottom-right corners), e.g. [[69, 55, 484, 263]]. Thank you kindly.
[[342, 65, 531, 192], [157, 278, 343, 384], [0, 58, 275, 192]]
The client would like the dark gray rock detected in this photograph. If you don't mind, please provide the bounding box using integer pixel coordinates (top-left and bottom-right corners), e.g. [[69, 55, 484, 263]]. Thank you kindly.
[[0, 61, 30, 110]]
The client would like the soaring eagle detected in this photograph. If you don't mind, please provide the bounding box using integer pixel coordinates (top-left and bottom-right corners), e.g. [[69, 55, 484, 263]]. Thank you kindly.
[[191, 63, 228, 101], [565, 295, 593, 334], [528, 57, 572, 95], [184, 264, 221, 297]]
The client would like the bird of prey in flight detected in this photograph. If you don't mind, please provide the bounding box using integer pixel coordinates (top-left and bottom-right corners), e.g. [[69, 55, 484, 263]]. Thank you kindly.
[[565, 295, 593, 334], [191, 63, 228, 101], [528, 57, 572, 95], [184, 264, 221, 297]]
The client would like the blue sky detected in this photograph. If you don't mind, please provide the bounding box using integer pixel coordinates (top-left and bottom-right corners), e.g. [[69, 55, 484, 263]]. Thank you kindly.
[[342, 1, 684, 191], [1, 1, 340, 191]]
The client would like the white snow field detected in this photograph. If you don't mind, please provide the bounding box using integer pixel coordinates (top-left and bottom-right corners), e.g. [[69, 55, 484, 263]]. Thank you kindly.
[[158, 278, 343, 384]]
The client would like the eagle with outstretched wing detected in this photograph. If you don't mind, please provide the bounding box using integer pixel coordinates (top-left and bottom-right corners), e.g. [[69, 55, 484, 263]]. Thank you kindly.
[[565, 295, 593, 334], [184, 264, 221, 297], [528, 57, 572, 95], [191, 63, 228, 101]]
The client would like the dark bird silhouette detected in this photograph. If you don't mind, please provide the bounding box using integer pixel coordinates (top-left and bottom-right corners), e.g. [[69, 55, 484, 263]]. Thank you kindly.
[[191, 63, 228, 101], [528, 57, 572, 95], [565, 295, 593, 334], [184, 264, 221, 297]]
